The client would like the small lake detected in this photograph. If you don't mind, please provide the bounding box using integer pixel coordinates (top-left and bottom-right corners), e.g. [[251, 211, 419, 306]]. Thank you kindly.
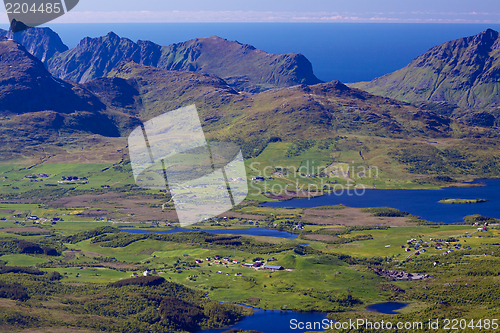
[[199, 307, 328, 333], [366, 302, 408, 315], [264, 179, 500, 223], [121, 228, 298, 239]]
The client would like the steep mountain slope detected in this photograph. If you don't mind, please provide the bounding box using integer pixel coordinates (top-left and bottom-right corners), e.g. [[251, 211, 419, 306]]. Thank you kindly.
[[47, 32, 321, 92], [0, 21, 68, 65], [0, 39, 127, 147], [351, 29, 500, 111], [0, 39, 102, 115]]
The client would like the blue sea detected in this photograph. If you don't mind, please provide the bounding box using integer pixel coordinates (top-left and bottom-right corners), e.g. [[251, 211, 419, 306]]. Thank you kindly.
[[6, 23, 500, 83]]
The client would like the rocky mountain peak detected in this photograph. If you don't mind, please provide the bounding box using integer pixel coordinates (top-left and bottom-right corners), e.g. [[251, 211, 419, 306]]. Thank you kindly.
[[0, 23, 68, 65], [10, 19, 29, 33], [473, 28, 499, 44]]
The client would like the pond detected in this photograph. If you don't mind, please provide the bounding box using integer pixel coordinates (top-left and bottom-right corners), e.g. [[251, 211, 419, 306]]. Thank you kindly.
[[366, 302, 408, 315], [264, 179, 500, 223], [199, 306, 329, 333], [121, 228, 298, 239]]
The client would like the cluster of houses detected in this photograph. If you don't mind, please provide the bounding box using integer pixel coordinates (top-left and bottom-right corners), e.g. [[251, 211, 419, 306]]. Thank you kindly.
[[241, 257, 284, 271], [217, 271, 243, 276], [195, 256, 285, 271], [241, 262, 284, 270], [25, 174, 50, 182], [95, 217, 113, 222], [195, 256, 240, 265], [473, 222, 489, 232], [400, 235, 475, 259], [228, 177, 245, 182], [58, 176, 88, 183], [401, 238, 426, 252], [27, 216, 62, 225], [25, 174, 49, 179], [131, 256, 287, 280], [132, 270, 157, 277]]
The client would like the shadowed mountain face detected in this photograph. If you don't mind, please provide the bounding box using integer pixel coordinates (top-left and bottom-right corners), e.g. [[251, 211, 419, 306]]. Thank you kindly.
[[0, 39, 123, 143], [0, 39, 102, 115], [46, 32, 322, 92], [0, 23, 68, 65], [351, 29, 500, 111]]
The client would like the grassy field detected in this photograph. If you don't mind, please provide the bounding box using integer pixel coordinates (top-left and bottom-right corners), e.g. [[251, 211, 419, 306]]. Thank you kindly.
[[330, 225, 498, 257], [0, 150, 499, 332], [0, 254, 47, 266], [0, 210, 499, 333], [1, 220, 498, 310]]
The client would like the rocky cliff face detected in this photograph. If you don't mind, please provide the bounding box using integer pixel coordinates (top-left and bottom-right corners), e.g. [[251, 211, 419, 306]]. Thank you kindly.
[[48, 32, 145, 83], [47, 32, 322, 92], [351, 29, 500, 110], [0, 21, 68, 65]]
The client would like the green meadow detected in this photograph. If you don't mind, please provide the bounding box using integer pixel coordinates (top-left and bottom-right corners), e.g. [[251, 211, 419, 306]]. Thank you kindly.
[[0, 150, 499, 332]]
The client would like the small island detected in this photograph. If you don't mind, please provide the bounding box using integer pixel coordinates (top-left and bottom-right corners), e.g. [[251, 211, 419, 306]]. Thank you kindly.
[[439, 198, 488, 204]]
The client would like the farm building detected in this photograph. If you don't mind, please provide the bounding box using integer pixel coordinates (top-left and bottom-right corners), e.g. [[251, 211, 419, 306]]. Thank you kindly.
[[254, 261, 264, 267], [264, 265, 284, 270]]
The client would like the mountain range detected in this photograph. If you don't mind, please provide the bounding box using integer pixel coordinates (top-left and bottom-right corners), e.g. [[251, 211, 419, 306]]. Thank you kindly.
[[0, 25, 499, 168], [44, 32, 321, 93]]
